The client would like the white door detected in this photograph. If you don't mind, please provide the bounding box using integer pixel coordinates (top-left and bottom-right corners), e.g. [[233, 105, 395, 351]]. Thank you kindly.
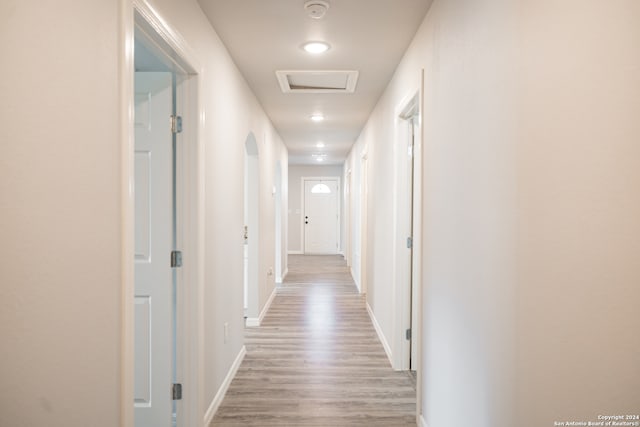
[[134, 72, 174, 427], [304, 179, 339, 254]]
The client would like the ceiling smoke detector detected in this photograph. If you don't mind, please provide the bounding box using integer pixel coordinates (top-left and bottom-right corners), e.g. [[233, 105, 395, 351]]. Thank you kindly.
[[304, 1, 330, 19]]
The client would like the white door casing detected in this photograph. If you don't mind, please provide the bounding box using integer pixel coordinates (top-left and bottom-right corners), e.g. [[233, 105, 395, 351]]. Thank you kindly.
[[393, 90, 422, 375], [303, 179, 339, 254], [244, 134, 260, 320], [134, 71, 174, 427], [359, 156, 368, 295]]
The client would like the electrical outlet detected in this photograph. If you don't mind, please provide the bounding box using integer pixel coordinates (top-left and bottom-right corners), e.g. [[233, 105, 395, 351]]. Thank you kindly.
[[224, 322, 229, 343]]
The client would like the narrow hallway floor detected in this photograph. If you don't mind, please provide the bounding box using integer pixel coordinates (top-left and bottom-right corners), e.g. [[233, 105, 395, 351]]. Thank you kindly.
[[210, 255, 417, 426]]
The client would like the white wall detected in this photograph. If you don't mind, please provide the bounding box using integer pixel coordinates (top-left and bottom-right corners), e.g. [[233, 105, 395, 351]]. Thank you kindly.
[[347, 0, 640, 426], [0, 0, 288, 426], [1, 2, 123, 426], [516, 1, 640, 425], [288, 165, 344, 254]]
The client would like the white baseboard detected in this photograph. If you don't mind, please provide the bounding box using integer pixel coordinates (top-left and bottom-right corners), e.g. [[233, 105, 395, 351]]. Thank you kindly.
[[245, 287, 277, 327], [420, 415, 428, 427], [245, 318, 260, 327], [288, 250, 303, 255], [276, 268, 288, 284], [350, 267, 362, 292], [204, 345, 246, 425], [366, 302, 393, 365]]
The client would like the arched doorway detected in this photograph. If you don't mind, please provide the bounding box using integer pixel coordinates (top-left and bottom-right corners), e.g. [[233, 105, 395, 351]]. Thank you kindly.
[[244, 133, 260, 322]]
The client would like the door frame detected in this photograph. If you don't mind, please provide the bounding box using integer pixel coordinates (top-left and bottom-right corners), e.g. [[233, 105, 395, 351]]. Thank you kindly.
[[359, 153, 368, 295], [393, 90, 420, 371], [391, 85, 424, 420], [244, 133, 260, 324], [389, 72, 425, 422], [344, 169, 352, 267], [123, 2, 204, 426], [301, 176, 341, 255], [274, 161, 284, 283]]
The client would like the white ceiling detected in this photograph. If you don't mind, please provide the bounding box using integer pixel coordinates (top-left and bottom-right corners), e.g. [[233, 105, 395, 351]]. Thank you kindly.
[[198, 0, 432, 165]]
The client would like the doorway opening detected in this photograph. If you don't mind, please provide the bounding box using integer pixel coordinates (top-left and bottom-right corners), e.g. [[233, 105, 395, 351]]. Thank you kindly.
[[359, 154, 368, 295], [274, 162, 284, 283], [345, 169, 352, 268], [132, 5, 201, 427], [244, 134, 260, 325], [393, 92, 421, 373]]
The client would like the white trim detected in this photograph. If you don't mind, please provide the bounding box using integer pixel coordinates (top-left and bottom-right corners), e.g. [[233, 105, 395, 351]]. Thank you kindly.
[[392, 87, 422, 372], [344, 168, 352, 267], [350, 267, 361, 293], [130, 3, 204, 427], [245, 287, 277, 327], [359, 152, 368, 296], [288, 250, 304, 255], [244, 132, 260, 321], [276, 267, 289, 284], [120, 1, 135, 426], [366, 302, 392, 365], [420, 415, 428, 427], [203, 346, 246, 426], [416, 68, 426, 423], [133, 0, 199, 72]]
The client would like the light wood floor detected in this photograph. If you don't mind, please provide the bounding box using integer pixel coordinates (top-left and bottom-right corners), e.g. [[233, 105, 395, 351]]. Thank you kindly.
[[210, 255, 417, 426]]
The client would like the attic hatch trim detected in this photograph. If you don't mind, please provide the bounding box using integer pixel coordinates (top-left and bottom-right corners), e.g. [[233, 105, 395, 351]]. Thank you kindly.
[[276, 70, 359, 94]]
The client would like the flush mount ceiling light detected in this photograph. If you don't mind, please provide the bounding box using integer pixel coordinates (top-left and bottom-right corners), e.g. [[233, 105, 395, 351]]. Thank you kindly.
[[302, 41, 331, 54], [310, 113, 325, 122], [316, 142, 325, 148]]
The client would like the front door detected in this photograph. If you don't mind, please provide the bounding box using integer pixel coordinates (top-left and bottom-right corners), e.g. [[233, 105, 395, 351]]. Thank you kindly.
[[304, 179, 339, 254], [134, 71, 174, 427]]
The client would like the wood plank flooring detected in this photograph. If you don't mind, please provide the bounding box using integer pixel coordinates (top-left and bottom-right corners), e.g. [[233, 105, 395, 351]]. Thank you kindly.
[[210, 255, 416, 426]]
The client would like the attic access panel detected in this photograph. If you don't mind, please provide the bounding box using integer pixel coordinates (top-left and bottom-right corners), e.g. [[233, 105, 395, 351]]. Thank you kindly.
[[276, 70, 359, 94]]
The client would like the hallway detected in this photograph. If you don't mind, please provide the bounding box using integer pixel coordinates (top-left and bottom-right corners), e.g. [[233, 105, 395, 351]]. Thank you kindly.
[[5, 2, 640, 426], [211, 255, 416, 426]]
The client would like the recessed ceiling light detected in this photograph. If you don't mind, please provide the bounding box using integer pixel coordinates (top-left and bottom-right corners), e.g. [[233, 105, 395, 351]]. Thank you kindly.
[[316, 142, 325, 148], [302, 41, 330, 54], [310, 113, 325, 122]]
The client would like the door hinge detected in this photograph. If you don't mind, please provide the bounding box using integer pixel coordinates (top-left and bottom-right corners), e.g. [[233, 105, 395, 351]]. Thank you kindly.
[[172, 383, 182, 400], [171, 115, 183, 134], [171, 250, 183, 268], [406, 328, 412, 340], [406, 237, 413, 249]]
